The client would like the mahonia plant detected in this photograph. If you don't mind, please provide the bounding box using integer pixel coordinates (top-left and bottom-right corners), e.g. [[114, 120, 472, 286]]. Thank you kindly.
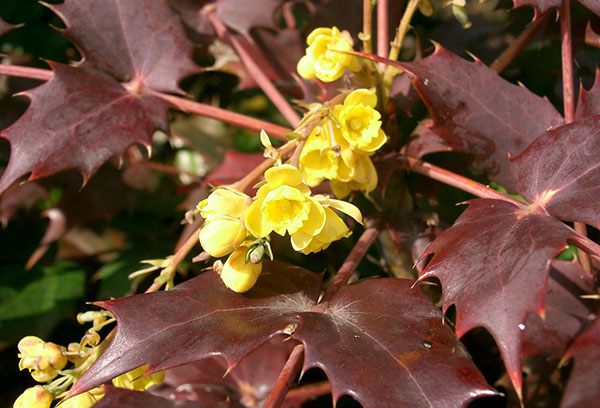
[[2, 0, 600, 407]]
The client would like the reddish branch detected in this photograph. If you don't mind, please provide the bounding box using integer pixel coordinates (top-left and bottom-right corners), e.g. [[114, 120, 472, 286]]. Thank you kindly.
[[362, 0, 373, 54], [320, 224, 381, 304], [207, 11, 301, 128], [262, 344, 305, 408], [285, 381, 332, 402], [490, 11, 551, 74], [377, 0, 389, 61]]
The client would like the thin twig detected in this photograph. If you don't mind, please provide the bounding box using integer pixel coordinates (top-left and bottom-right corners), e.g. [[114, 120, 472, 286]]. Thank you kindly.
[[262, 344, 305, 408], [285, 381, 332, 402], [288, 138, 306, 167], [490, 11, 551, 74], [362, 0, 373, 54], [377, 0, 389, 62], [207, 12, 301, 127], [0, 64, 53, 81], [320, 225, 381, 304]]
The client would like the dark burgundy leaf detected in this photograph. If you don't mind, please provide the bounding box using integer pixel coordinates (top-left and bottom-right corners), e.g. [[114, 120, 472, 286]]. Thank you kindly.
[[404, 120, 452, 158], [0, 181, 47, 226], [585, 21, 600, 47], [560, 317, 600, 408], [391, 72, 421, 116], [419, 199, 578, 393], [293, 278, 496, 407], [365, 46, 564, 190], [216, 0, 284, 34], [579, 0, 600, 16], [0, 16, 17, 37], [72, 262, 495, 407], [0, 63, 170, 194], [203, 150, 264, 187], [94, 386, 228, 408], [522, 260, 596, 357], [512, 0, 560, 16], [510, 115, 600, 229], [169, 0, 214, 37], [575, 69, 600, 119], [50, 0, 198, 93]]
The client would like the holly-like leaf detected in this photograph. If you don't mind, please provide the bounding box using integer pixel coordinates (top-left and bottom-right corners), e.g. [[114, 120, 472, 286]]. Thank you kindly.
[[203, 150, 265, 187], [512, 0, 600, 17], [49, 0, 198, 93], [575, 70, 600, 119], [522, 260, 596, 357], [404, 120, 452, 159], [216, 0, 284, 35], [510, 115, 600, 229], [579, 0, 600, 17], [0, 63, 170, 194], [94, 386, 227, 408], [366, 46, 564, 190], [418, 199, 579, 393], [0, 181, 47, 226], [585, 22, 600, 48], [71, 262, 495, 407], [560, 317, 600, 408], [0, 16, 17, 37]]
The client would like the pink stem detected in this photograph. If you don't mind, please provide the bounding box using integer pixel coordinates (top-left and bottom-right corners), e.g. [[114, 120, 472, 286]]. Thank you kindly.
[[262, 344, 305, 408], [377, 0, 389, 70], [285, 381, 332, 401], [561, 0, 575, 123], [0, 64, 53, 81], [208, 13, 301, 128]]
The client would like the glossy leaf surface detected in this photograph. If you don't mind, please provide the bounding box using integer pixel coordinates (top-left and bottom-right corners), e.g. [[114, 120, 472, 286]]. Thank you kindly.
[[0, 64, 170, 193], [575, 70, 600, 119], [369, 47, 563, 189], [203, 150, 265, 187], [560, 317, 600, 408], [510, 115, 600, 228], [419, 199, 576, 392], [71, 262, 494, 407], [50, 0, 198, 92]]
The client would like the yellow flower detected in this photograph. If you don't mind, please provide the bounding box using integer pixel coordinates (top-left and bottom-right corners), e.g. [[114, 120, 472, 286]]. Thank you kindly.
[[300, 207, 352, 254], [58, 388, 104, 408], [244, 165, 326, 251], [13, 386, 52, 408], [18, 336, 67, 383], [299, 124, 340, 187], [336, 89, 386, 153], [198, 188, 249, 258], [112, 364, 164, 391], [297, 27, 360, 82], [331, 153, 378, 198], [219, 246, 263, 293]]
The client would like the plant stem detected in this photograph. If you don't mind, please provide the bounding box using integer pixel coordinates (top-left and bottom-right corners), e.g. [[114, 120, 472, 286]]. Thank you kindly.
[[288, 138, 306, 167], [377, 0, 389, 61], [381, 0, 421, 102], [0, 64, 53, 81], [490, 11, 551, 74], [262, 344, 305, 408], [362, 0, 373, 54], [320, 224, 381, 304], [559, 0, 592, 274], [208, 12, 301, 128], [285, 380, 332, 402], [401, 155, 526, 207]]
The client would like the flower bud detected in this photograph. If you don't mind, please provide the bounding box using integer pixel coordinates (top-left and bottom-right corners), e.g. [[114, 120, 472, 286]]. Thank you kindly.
[[199, 218, 246, 258], [13, 386, 52, 408], [219, 247, 263, 293], [248, 245, 264, 264], [18, 336, 67, 383]]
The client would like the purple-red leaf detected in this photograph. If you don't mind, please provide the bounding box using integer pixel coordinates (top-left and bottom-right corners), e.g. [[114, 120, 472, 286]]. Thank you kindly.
[[0, 63, 170, 193], [585, 22, 600, 48], [94, 386, 228, 408], [512, 0, 599, 17], [404, 120, 452, 159], [371, 46, 564, 190], [510, 115, 600, 229], [203, 150, 265, 187], [0, 16, 17, 37], [50, 0, 198, 93], [575, 70, 600, 119], [522, 260, 596, 357], [560, 317, 600, 408], [418, 199, 577, 393], [72, 262, 495, 407], [0, 181, 47, 226], [216, 0, 284, 35]]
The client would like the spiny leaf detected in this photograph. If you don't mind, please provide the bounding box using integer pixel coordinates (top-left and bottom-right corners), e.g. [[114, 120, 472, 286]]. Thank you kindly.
[[560, 317, 600, 408], [380, 46, 564, 190], [0, 63, 170, 193], [418, 199, 578, 394], [203, 150, 264, 187], [71, 261, 495, 407], [575, 70, 600, 119], [93, 386, 228, 408], [216, 0, 284, 35], [586, 22, 600, 48], [0, 16, 17, 37], [512, 0, 600, 17], [510, 115, 600, 229], [49, 0, 198, 93]]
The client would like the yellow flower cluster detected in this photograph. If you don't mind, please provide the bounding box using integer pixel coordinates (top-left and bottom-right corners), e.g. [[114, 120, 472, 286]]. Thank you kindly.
[[299, 89, 385, 198], [198, 165, 361, 292], [297, 27, 360, 82], [13, 386, 53, 408], [18, 336, 67, 383]]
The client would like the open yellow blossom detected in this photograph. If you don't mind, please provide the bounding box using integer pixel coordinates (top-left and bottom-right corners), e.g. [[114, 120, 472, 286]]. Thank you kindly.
[[13, 385, 52, 408], [198, 188, 249, 258], [18, 336, 67, 383], [297, 27, 360, 82], [244, 165, 326, 250], [58, 388, 104, 408], [300, 208, 352, 254], [336, 89, 386, 153], [299, 124, 340, 187], [112, 364, 164, 391], [219, 246, 263, 293], [331, 153, 378, 198]]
